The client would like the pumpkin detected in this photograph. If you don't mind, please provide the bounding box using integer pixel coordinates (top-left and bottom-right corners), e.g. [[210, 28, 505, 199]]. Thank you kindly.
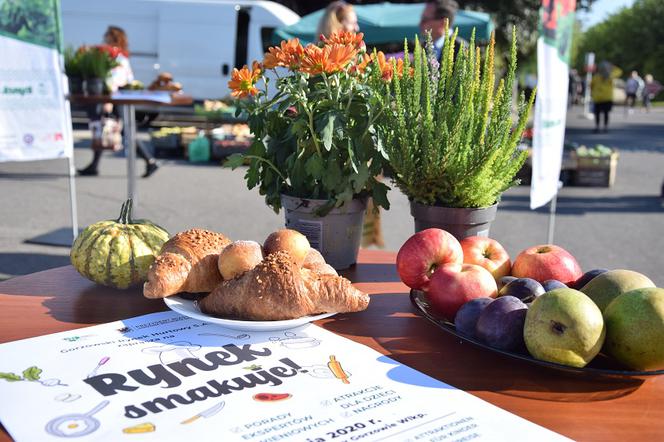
[[70, 199, 169, 289]]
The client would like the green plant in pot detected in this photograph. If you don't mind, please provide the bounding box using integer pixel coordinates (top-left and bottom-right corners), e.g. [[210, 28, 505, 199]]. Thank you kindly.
[[78, 45, 118, 96], [225, 32, 389, 269], [64, 46, 84, 94], [373, 28, 535, 239]]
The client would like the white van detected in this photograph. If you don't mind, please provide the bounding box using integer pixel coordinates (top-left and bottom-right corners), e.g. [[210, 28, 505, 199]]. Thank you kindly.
[[61, 0, 299, 100]]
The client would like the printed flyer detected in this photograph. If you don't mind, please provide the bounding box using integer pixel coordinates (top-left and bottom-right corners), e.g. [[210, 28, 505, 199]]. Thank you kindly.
[[0, 311, 570, 441]]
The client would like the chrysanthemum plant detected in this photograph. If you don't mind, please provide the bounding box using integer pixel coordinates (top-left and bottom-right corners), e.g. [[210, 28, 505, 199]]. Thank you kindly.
[[225, 32, 391, 215], [373, 28, 535, 208]]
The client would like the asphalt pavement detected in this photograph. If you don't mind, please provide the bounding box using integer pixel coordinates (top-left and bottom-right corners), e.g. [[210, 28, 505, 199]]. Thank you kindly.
[[1, 105, 663, 285]]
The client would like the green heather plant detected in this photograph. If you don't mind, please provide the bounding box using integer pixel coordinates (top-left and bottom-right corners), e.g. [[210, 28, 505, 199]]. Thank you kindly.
[[373, 27, 535, 208], [78, 46, 118, 80], [64, 46, 82, 78]]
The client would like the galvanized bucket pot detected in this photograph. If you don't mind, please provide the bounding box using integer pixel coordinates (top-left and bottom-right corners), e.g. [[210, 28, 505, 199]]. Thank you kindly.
[[410, 201, 498, 240], [281, 194, 367, 270]]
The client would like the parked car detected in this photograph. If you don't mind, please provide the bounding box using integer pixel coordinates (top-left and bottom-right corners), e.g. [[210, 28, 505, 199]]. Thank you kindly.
[[61, 0, 299, 100]]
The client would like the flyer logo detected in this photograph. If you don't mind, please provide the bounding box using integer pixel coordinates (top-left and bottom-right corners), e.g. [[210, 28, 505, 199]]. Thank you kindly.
[[40, 132, 65, 143], [23, 134, 34, 145]]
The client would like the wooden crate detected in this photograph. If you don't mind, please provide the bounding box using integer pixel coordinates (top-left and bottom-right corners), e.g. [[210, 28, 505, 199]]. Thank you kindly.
[[211, 139, 250, 160], [574, 152, 618, 187]]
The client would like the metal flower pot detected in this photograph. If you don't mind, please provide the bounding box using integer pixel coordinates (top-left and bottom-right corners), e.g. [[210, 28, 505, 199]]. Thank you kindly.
[[281, 194, 367, 270], [85, 78, 105, 96], [410, 200, 498, 240], [68, 76, 84, 95]]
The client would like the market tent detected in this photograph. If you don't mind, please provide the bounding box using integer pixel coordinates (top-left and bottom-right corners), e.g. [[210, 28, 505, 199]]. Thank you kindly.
[[272, 3, 494, 46]]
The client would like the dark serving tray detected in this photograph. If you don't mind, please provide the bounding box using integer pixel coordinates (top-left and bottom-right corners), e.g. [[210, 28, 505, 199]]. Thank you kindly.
[[410, 289, 664, 380]]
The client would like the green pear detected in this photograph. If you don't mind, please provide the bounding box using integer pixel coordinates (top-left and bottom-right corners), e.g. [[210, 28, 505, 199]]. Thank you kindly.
[[524, 288, 605, 368], [580, 269, 655, 312], [603, 287, 664, 371]]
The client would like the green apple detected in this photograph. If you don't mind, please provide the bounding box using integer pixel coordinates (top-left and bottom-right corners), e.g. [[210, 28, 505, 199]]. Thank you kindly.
[[524, 288, 605, 368], [580, 269, 655, 312], [603, 287, 664, 371]]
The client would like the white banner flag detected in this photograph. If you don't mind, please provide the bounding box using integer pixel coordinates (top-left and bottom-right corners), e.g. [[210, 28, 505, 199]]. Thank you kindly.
[[530, 0, 576, 209], [0, 0, 72, 163]]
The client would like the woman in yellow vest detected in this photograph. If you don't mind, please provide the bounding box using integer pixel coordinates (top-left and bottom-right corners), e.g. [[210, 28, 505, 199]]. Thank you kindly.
[[590, 61, 621, 133]]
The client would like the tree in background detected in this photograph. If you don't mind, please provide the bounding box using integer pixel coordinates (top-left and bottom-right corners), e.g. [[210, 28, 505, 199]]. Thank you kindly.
[[457, 0, 595, 62], [575, 0, 664, 92], [274, 1, 596, 64], [0, 0, 59, 49]]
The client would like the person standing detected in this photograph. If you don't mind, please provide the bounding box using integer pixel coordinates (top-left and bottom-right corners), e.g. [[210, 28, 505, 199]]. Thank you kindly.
[[624, 70, 644, 114], [590, 61, 618, 133], [78, 26, 159, 177], [317, 1, 359, 38], [419, 0, 465, 60], [642, 74, 662, 112]]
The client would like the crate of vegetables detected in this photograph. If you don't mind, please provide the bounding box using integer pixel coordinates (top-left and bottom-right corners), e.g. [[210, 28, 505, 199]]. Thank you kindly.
[[209, 124, 253, 159], [150, 127, 180, 148], [573, 144, 618, 187], [150, 127, 183, 158]]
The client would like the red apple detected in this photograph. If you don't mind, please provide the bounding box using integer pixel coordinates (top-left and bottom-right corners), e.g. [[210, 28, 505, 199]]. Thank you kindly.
[[460, 236, 511, 280], [396, 229, 463, 290], [427, 263, 498, 320], [511, 244, 583, 285]]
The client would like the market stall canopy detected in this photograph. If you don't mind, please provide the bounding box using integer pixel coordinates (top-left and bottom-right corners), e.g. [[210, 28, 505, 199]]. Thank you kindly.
[[272, 2, 494, 46]]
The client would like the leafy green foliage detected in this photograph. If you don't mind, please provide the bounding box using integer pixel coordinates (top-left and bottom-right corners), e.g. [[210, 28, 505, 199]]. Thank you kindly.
[[0, 0, 60, 50], [64, 46, 82, 78], [0, 372, 22, 382], [22, 366, 42, 381], [0, 366, 42, 382], [78, 46, 118, 80], [226, 51, 388, 216], [575, 0, 664, 93], [458, 0, 595, 62], [373, 28, 535, 208]]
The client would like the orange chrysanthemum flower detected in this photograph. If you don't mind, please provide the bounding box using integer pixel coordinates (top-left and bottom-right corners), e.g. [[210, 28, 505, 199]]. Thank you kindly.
[[228, 64, 261, 98], [263, 38, 304, 69], [351, 53, 373, 74], [375, 51, 405, 81], [375, 51, 393, 81], [321, 31, 365, 50], [300, 43, 357, 75]]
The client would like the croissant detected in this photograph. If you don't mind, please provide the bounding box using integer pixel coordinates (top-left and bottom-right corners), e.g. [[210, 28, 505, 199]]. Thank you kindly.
[[143, 229, 231, 298], [198, 251, 369, 320]]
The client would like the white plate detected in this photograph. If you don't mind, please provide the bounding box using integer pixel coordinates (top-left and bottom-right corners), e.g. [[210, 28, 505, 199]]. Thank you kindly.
[[163, 295, 336, 331]]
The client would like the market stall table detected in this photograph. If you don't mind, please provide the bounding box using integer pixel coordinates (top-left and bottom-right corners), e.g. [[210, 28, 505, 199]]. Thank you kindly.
[[68, 92, 193, 204], [0, 249, 662, 441]]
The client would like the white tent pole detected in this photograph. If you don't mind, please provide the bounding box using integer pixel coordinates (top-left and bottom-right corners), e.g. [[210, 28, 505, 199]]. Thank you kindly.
[[67, 155, 79, 241], [122, 104, 137, 206], [546, 181, 563, 244], [547, 193, 557, 244]]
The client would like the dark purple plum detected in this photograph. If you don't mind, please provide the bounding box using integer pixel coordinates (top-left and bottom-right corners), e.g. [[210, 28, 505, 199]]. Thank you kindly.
[[498, 277, 545, 302], [476, 296, 528, 352], [542, 279, 568, 291], [498, 275, 518, 289], [572, 268, 609, 290], [498, 275, 518, 290], [454, 297, 495, 338]]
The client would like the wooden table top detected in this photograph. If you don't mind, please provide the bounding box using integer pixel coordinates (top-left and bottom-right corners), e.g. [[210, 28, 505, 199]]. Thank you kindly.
[[0, 249, 662, 441]]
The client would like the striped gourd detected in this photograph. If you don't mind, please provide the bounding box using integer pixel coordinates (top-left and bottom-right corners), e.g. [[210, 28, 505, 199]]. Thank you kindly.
[[70, 199, 169, 289]]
